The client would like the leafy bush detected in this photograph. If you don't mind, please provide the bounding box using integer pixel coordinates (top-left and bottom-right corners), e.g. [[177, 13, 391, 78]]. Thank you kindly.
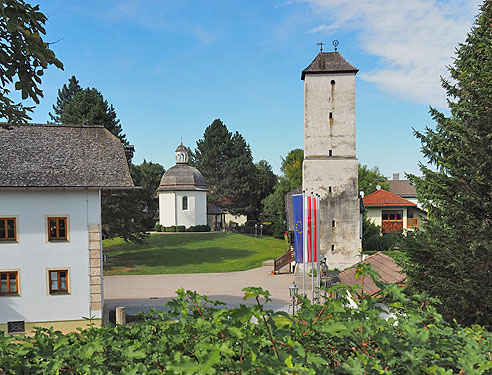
[[1, 264, 490, 374], [165, 225, 176, 232], [187, 225, 211, 232], [154, 222, 163, 232], [245, 219, 258, 227], [176, 225, 186, 232]]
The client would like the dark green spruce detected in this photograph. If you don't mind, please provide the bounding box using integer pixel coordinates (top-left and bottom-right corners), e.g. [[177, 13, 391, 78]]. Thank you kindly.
[[401, 1, 492, 328]]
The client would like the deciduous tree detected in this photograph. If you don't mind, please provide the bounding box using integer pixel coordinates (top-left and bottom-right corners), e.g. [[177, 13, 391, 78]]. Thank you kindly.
[[358, 164, 389, 194], [401, 1, 492, 328], [0, 0, 63, 123]]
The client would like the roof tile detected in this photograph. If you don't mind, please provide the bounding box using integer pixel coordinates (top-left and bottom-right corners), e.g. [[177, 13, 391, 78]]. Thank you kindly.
[[363, 189, 416, 207]]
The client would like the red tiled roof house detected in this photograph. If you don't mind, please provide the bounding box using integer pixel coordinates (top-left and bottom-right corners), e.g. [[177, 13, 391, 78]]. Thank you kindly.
[[362, 189, 426, 233]]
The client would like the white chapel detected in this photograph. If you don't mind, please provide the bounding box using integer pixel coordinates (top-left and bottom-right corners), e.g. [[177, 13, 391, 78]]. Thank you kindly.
[[157, 143, 208, 228]]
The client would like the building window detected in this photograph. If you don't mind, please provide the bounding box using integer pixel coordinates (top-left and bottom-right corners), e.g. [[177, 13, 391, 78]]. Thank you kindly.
[[382, 210, 403, 221], [48, 217, 67, 241], [329, 150, 333, 156], [182, 196, 188, 211], [0, 271, 18, 295], [7, 321, 25, 334], [0, 218, 16, 241], [49, 270, 69, 294], [332, 220, 336, 228], [382, 210, 403, 233]]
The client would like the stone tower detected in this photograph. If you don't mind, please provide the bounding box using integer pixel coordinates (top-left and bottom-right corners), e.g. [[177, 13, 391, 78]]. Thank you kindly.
[[302, 51, 361, 269]]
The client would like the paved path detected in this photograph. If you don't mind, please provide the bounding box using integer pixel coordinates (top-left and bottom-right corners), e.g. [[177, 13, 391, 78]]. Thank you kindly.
[[104, 266, 302, 315]]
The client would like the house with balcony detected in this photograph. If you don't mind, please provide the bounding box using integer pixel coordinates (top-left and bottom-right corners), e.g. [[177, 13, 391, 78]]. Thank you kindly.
[[362, 189, 426, 233]]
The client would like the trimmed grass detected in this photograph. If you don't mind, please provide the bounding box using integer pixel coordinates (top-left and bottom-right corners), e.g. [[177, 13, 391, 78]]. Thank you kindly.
[[103, 232, 287, 276]]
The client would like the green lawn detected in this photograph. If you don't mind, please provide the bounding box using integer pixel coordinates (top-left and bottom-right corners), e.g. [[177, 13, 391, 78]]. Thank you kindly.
[[102, 232, 287, 276]]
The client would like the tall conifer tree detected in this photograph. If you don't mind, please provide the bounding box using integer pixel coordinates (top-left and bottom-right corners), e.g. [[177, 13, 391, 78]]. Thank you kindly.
[[402, 1, 492, 327], [49, 75, 81, 123], [193, 119, 256, 216]]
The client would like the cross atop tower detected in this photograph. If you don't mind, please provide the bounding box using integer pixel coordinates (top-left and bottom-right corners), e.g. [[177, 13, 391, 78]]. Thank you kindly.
[[317, 42, 325, 52]]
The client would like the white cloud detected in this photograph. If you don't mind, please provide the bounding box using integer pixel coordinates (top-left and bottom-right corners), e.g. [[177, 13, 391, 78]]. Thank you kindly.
[[302, 0, 483, 108]]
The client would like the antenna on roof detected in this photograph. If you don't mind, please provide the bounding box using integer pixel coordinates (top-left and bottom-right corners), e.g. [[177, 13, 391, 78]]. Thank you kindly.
[[317, 42, 325, 52], [333, 40, 339, 52]]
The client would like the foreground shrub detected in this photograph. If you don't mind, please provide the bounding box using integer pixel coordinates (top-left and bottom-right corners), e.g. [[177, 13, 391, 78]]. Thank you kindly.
[[1, 265, 491, 374], [176, 225, 186, 232], [187, 225, 211, 232]]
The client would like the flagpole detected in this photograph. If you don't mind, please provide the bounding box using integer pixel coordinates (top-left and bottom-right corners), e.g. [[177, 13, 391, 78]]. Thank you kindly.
[[316, 194, 321, 302], [302, 190, 306, 297], [311, 191, 314, 303]]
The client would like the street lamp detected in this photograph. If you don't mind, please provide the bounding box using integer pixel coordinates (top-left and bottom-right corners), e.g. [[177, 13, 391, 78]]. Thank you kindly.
[[255, 223, 258, 238], [260, 224, 263, 238], [289, 281, 299, 315]]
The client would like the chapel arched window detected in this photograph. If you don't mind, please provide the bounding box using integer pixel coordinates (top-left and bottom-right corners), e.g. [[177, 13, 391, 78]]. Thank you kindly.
[[182, 196, 188, 210]]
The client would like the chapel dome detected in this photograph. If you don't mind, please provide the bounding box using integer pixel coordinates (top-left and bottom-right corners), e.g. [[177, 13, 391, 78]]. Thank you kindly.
[[157, 142, 208, 191], [157, 164, 208, 191]]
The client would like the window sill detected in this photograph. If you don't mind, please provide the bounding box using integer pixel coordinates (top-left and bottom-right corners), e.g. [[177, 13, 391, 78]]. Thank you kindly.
[[0, 240, 18, 243], [0, 294, 20, 297], [49, 292, 70, 296], [48, 239, 69, 243]]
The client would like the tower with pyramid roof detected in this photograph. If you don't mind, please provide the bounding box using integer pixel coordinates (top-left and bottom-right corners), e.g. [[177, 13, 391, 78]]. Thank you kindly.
[[302, 50, 361, 269]]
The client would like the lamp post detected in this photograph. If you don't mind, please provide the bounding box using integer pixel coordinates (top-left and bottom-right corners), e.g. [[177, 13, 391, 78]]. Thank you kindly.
[[260, 224, 263, 238], [289, 281, 299, 315], [254, 223, 258, 238]]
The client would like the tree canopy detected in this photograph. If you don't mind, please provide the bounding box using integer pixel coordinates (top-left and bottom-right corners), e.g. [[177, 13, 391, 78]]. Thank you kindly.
[[0, 0, 63, 123], [401, 0, 492, 328], [193, 119, 256, 216], [51, 82, 127, 143], [358, 164, 389, 195], [49, 75, 81, 123], [280, 148, 303, 188]]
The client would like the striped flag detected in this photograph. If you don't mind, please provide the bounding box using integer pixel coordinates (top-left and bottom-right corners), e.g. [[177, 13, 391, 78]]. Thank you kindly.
[[292, 194, 303, 263]]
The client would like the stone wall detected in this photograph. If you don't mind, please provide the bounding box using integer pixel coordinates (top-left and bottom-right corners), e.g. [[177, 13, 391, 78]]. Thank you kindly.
[[88, 224, 102, 312]]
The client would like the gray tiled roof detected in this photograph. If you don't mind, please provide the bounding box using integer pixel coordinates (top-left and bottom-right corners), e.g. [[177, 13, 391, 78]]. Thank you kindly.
[[387, 180, 417, 197], [157, 164, 208, 192], [0, 123, 134, 189], [301, 52, 358, 80]]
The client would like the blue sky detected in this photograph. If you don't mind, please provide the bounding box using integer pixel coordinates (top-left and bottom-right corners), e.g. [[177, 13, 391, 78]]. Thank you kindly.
[[26, 0, 482, 178]]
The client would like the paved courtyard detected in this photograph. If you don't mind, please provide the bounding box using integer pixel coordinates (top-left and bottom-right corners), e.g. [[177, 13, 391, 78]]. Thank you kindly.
[[104, 266, 303, 315]]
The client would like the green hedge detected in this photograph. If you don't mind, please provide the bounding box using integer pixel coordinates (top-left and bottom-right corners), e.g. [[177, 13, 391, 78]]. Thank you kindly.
[[1, 264, 490, 374]]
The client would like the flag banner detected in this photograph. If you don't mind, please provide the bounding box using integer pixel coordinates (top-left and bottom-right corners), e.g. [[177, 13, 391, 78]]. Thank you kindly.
[[292, 194, 303, 263], [306, 195, 312, 263], [309, 195, 318, 263]]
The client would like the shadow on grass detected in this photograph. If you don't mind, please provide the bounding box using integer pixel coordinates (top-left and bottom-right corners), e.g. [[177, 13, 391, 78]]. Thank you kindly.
[[104, 246, 255, 273]]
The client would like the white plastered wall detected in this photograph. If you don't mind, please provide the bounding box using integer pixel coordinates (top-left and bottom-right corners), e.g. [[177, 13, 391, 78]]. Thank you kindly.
[[158, 190, 207, 227], [0, 190, 101, 324]]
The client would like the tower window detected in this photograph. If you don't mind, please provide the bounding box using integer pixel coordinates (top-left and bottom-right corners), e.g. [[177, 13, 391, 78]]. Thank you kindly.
[[330, 80, 336, 85], [331, 245, 335, 252], [329, 150, 333, 157], [332, 220, 336, 228], [329, 186, 332, 193], [329, 112, 333, 119], [182, 196, 188, 211]]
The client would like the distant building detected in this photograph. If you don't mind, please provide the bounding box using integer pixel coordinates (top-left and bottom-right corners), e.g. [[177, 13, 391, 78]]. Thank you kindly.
[[0, 123, 134, 334], [301, 50, 361, 269], [363, 189, 426, 233], [157, 143, 208, 228], [387, 173, 418, 205]]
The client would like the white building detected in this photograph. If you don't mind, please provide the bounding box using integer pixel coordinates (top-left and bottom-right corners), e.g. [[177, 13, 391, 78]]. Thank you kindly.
[[0, 123, 134, 334], [301, 50, 362, 269], [157, 143, 208, 228]]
